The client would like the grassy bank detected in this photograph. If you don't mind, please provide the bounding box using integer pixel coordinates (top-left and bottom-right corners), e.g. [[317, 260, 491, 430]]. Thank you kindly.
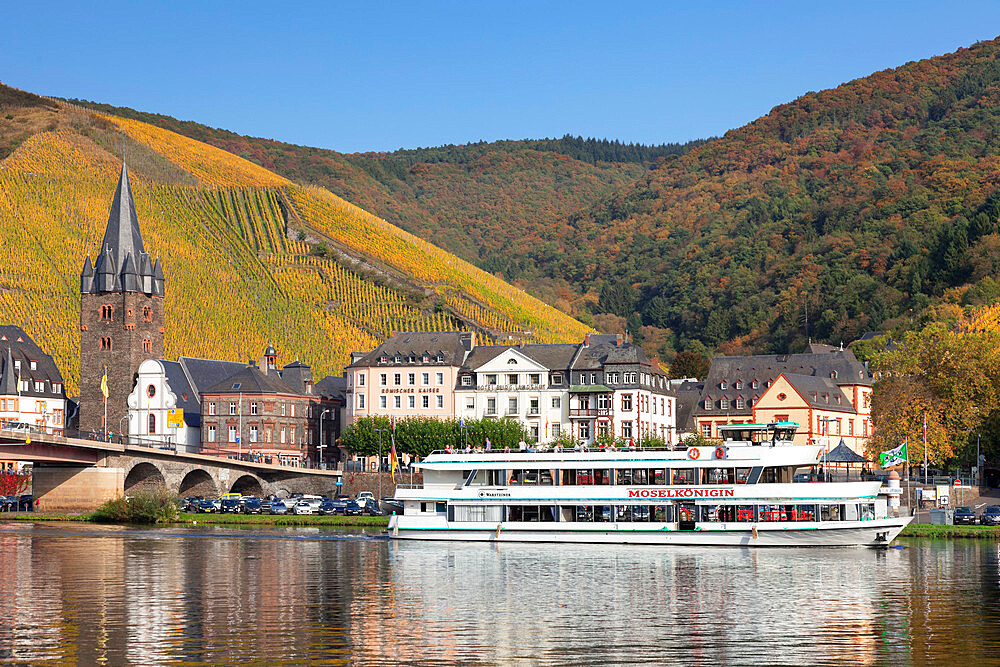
[[901, 523, 1000, 539]]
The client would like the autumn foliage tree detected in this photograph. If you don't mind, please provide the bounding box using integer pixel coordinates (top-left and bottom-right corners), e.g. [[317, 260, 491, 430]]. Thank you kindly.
[[870, 324, 1000, 466]]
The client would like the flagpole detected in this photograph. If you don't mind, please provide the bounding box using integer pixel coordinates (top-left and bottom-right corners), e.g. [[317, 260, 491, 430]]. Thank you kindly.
[[238, 391, 243, 460], [923, 413, 928, 484]]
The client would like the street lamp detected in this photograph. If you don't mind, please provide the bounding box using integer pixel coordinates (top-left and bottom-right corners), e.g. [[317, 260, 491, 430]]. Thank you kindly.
[[319, 409, 331, 470], [119, 415, 129, 445]]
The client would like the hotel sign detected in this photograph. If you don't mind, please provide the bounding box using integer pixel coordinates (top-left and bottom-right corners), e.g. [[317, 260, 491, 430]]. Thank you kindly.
[[627, 488, 735, 499]]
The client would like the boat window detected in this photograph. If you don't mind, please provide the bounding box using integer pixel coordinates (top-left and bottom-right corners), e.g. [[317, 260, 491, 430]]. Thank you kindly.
[[615, 505, 653, 522], [706, 468, 735, 484], [735, 505, 756, 521], [435, 502, 447, 513], [757, 505, 788, 521], [650, 469, 666, 485], [671, 468, 696, 485], [509, 470, 549, 485], [794, 504, 817, 521], [860, 503, 875, 520], [567, 505, 613, 522], [506, 506, 556, 522], [653, 505, 673, 522], [772, 428, 795, 442], [594, 469, 611, 485], [616, 469, 649, 485], [820, 504, 843, 521], [759, 467, 778, 484], [453, 505, 504, 522], [735, 468, 752, 484]]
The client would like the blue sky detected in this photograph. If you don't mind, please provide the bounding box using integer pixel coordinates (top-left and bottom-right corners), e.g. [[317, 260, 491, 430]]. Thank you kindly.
[[3, 2, 1000, 153]]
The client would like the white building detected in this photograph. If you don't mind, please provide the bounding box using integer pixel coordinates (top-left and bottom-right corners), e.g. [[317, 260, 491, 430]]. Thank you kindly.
[[0, 326, 68, 435], [455, 344, 578, 444], [126, 357, 246, 453], [568, 334, 677, 446]]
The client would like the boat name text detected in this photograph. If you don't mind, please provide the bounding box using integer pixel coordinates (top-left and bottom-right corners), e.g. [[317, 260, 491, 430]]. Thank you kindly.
[[628, 488, 735, 498]]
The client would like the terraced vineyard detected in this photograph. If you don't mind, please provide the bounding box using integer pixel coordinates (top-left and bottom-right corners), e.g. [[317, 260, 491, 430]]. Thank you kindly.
[[0, 103, 590, 393]]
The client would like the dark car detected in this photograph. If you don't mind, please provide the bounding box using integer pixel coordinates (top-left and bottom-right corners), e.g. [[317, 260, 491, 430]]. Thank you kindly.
[[317, 500, 339, 516], [180, 497, 202, 513], [981, 505, 1000, 526], [365, 503, 383, 516], [242, 498, 263, 514], [953, 506, 977, 525], [198, 499, 219, 513], [380, 497, 403, 515], [220, 497, 242, 513], [343, 500, 364, 517]]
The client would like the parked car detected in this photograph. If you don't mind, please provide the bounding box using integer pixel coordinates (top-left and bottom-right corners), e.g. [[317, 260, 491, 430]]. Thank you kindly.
[[242, 498, 263, 515], [317, 500, 339, 516], [220, 497, 242, 513], [343, 500, 364, 517], [356, 491, 375, 505], [4, 422, 34, 433], [293, 500, 316, 515], [197, 499, 220, 513], [365, 503, 383, 516], [953, 506, 978, 525], [0, 495, 17, 511], [260, 499, 273, 513], [180, 496, 202, 512], [981, 506, 1000, 526], [18, 494, 33, 511], [334, 494, 351, 503], [269, 500, 289, 515]]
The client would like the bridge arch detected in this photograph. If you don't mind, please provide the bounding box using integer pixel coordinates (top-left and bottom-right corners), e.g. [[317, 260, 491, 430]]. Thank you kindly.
[[179, 469, 216, 498], [124, 462, 166, 494], [229, 474, 264, 497]]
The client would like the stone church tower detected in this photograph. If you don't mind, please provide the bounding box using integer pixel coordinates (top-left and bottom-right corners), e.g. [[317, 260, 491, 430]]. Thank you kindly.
[[79, 163, 165, 434]]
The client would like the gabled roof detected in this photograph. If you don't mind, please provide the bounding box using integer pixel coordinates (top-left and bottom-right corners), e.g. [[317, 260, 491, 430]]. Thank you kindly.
[[0, 325, 66, 398], [348, 332, 471, 368], [572, 337, 649, 370], [314, 375, 347, 399], [177, 356, 248, 396], [775, 373, 857, 414], [203, 364, 298, 395], [461, 343, 579, 372]]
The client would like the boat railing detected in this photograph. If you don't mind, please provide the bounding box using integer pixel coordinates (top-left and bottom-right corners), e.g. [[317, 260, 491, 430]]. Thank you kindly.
[[426, 445, 692, 455]]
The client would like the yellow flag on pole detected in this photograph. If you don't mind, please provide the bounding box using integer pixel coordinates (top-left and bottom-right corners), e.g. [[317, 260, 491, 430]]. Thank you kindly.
[[100, 371, 109, 400]]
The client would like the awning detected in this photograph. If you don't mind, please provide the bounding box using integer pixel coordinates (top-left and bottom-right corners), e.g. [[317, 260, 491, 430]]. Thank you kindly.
[[824, 439, 868, 463]]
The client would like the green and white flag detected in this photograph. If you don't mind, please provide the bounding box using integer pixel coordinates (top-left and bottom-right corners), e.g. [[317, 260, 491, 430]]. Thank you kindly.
[[880, 440, 908, 468]]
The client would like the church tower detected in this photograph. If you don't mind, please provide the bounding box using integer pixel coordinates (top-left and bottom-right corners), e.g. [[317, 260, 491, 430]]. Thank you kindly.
[[79, 163, 165, 434]]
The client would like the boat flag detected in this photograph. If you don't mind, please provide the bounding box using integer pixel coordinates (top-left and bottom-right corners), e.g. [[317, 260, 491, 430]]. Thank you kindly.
[[390, 439, 400, 484], [879, 439, 908, 468]]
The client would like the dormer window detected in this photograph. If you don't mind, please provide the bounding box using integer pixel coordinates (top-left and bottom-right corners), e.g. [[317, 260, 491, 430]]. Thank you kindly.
[[831, 370, 838, 379], [720, 381, 727, 390], [735, 397, 745, 410], [751, 380, 759, 389], [704, 397, 713, 410], [380, 355, 388, 363], [836, 394, 842, 405], [719, 397, 729, 410], [812, 392, 818, 401], [461, 375, 472, 386], [735, 380, 743, 390], [824, 393, 829, 404]]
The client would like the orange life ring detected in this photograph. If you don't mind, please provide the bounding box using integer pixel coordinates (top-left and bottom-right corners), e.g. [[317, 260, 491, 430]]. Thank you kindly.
[[715, 446, 726, 459], [688, 448, 700, 460]]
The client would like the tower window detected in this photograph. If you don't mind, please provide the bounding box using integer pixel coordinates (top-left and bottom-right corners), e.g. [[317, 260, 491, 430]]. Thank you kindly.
[[147, 384, 156, 398], [148, 414, 156, 434], [100, 337, 112, 351], [142, 338, 152, 354], [142, 306, 152, 322], [101, 305, 114, 321]]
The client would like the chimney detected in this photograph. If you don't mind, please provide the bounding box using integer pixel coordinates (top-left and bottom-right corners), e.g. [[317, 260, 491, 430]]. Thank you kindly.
[[616, 333, 623, 346], [460, 331, 476, 352], [584, 333, 591, 347]]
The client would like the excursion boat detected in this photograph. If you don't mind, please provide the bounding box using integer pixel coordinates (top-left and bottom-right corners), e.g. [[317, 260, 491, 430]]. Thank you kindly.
[[387, 422, 911, 547]]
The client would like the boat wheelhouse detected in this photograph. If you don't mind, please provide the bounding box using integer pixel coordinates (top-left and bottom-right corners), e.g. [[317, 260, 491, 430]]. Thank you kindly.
[[388, 422, 911, 546]]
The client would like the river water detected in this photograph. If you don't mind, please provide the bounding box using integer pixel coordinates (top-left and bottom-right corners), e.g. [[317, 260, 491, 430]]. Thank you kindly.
[[0, 523, 998, 665]]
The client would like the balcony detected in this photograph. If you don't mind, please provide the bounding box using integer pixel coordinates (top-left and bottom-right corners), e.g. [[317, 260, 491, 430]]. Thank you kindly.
[[569, 408, 612, 418]]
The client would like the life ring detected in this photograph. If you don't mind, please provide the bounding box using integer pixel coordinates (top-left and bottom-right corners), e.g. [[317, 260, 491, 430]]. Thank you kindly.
[[715, 446, 727, 460], [688, 448, 701, 460]]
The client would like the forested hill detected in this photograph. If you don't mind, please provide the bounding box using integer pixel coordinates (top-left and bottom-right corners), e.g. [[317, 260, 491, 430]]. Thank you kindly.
[[538, 36, 1000, 359], [61, 99, 699, 294]]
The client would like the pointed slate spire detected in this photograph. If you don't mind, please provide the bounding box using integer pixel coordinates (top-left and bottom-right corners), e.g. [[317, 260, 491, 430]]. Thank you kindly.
[[89, 161, 156, 294], [81, 255, 95, 294], [152, 257, 165, 297], [0, 346, 17, 395]]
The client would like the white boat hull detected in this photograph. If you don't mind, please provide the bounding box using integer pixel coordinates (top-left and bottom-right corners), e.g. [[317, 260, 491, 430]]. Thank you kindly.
[[388, 516, 912, 547]]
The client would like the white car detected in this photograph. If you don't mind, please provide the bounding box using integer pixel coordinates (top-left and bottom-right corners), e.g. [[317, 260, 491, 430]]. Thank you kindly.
[[293, 498, 323, 515], [356, 491, 375, 508]]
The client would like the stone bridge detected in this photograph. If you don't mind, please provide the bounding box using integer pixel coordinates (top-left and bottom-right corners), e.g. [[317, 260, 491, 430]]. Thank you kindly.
[[0, 429, 342, 511]]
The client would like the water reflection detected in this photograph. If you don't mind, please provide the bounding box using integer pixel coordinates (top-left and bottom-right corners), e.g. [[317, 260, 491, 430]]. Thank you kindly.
[[0, 523, 999, 665]]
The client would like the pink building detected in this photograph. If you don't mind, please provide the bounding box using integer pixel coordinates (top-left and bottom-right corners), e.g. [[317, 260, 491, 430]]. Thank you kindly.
[[344, 332, 475, 426]]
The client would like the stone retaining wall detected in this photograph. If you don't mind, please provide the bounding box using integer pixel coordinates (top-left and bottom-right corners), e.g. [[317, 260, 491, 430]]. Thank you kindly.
[[340, 471, 422, 499]]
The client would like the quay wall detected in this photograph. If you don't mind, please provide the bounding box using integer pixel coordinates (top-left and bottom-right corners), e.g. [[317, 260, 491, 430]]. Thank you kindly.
[[340, 471, 422, 499]]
